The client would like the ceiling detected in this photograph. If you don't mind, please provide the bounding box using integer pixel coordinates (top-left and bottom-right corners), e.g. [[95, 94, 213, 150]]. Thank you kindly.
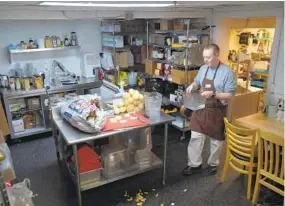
[[0, 1, 258, 10]]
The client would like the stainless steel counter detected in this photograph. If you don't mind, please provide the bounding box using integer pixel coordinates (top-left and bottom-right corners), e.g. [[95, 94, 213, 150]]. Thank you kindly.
[[52, 106, 175, 145], [52, 105, 175, 206], [1, 77, 103, 99]]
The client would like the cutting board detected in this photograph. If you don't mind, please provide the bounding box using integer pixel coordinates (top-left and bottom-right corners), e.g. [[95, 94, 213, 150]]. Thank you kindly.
[[103, 112, 151, 132]]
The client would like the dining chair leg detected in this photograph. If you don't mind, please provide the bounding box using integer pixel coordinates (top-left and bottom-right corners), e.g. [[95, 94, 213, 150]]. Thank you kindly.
[[252, 172, 261, 204], [247, 166, 253, 200], [220, 151, 230, 182]]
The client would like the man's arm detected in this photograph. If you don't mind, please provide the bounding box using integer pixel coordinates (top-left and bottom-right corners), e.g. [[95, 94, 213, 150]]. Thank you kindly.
[[216, 69, 236, 100]]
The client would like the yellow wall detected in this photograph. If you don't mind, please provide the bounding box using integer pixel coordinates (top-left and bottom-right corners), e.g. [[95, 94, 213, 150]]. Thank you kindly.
[[229, 28, 275, 55], [218, 17, 276, 64]]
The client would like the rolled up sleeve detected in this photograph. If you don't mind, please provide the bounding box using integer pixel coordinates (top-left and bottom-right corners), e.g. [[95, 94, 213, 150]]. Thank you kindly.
[[224, 70, 236, 95]]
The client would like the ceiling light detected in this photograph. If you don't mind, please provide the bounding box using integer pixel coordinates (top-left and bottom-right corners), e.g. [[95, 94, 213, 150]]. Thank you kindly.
[[39, 2, 174, 7]]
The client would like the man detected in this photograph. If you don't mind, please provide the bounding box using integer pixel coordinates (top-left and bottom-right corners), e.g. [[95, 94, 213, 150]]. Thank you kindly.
[[182, 44, 236, 176]]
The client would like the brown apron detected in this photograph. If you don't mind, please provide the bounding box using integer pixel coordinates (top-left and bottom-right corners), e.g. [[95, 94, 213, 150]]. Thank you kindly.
[[189, 63, 227, 141]]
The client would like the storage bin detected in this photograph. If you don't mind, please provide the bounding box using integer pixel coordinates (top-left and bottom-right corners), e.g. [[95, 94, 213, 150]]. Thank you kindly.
[[101, 146, 138, 178], [80, 168, 102, 185], [144, 92, 162, 119], [26, 98, 40, 110], [170, 69, 198, 85]]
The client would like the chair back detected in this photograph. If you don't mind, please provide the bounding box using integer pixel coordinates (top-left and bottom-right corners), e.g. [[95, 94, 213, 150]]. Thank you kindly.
[[224, 118, 258, 162], [257, 130, 284, 195]]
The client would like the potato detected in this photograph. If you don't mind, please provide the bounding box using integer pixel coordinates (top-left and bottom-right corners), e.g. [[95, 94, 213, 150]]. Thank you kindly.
[[133, 93, 140, 101], [138, 103, 144, 110], [139, 94, 144, 100], [133, 100, 140, 106], [127, 105, 135, 113], [134, 107, 141, 112], [126, 97, 134, 105], [124, 113, 131, 118], [115, 115, 122, 120], [110, 118, 118, 123], [123, 93, 130, 100], [120, 107, 126, 113], [118, 102, 124, 108], [114, 108, 120, 115]]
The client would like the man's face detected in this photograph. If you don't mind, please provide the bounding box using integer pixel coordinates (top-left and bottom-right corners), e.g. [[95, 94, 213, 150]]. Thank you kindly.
[[203, 48, 219, 67]]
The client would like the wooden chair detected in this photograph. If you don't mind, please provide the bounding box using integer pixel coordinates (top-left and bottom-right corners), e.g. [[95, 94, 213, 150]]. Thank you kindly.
[[221, 118, 258, 200], [252, 130, 284, 204]]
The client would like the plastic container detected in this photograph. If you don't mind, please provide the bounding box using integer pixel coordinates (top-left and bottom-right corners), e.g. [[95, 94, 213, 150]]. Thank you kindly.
[[144, 92, 162, 119], [101, 146, 138, 178], [183, 91, 205, 111], [128, 72, 137, 87]]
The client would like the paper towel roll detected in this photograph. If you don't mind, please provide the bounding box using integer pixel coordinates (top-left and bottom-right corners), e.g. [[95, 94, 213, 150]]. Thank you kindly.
[[37, 38, 45, 49]]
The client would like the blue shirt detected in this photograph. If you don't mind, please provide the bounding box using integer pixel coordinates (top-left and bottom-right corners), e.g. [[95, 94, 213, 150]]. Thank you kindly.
[[194, 64, 236, 105]]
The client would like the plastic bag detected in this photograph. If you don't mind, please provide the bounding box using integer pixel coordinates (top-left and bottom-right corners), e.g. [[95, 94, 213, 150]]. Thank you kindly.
[[183, 91, 205, 111], [0, 143, 16, 182], [61, 94, 106, 133], [7, 179, 35, 206]]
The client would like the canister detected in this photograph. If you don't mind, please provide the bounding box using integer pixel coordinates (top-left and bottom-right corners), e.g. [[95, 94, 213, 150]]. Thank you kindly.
[[15, 78, 21, 90], [24, 78, 31, 91], [9, 77, 15, 90], [34, 76, 43, 89]]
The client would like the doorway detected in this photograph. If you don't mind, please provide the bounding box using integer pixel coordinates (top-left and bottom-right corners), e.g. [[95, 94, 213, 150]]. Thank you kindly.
[[219, 17, 276, 112]]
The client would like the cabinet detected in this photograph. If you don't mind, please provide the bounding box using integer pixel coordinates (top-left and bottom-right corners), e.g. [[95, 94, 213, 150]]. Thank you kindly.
[[1, 78, 102, 139]]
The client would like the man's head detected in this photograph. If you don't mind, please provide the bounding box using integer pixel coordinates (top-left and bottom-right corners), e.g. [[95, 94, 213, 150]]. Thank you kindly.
[[203, 44, 220, 68]]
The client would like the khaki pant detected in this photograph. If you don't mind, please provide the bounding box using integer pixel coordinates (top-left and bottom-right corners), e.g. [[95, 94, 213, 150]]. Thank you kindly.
[[188, 131, 224, 167]]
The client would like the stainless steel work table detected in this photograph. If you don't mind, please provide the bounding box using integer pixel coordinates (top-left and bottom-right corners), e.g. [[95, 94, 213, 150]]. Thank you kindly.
[[52, 106, 175, 206]]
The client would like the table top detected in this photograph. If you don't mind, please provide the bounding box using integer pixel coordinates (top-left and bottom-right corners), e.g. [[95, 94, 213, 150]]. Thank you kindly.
[[235, 112, 284, 139], [52, 106, 175, 145]]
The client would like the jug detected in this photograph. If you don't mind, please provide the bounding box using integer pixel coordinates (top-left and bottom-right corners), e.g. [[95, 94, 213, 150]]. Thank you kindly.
[[128, 72, 137, 87]]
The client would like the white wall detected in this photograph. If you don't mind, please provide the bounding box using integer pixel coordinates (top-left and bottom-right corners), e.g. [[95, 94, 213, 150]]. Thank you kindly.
[[0, 20, 101, 76]]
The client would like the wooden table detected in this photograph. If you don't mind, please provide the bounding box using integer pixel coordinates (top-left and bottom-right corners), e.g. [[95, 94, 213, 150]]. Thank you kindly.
[[235, 112, 284, 139]]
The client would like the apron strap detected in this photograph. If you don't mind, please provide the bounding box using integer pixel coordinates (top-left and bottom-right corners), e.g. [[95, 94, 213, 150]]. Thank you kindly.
[[213, 62, 221, 80], [204, 62, 221, 80]]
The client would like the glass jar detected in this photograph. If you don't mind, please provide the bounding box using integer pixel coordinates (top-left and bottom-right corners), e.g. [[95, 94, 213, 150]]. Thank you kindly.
[[70, 32, 78, 46]]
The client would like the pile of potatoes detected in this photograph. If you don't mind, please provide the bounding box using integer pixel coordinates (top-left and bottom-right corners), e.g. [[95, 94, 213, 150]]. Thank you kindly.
[[114, 89, 144, 115]]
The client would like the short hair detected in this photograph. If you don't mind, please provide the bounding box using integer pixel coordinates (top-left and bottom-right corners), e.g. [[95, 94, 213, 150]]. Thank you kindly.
[[204, 44, 220, 55]]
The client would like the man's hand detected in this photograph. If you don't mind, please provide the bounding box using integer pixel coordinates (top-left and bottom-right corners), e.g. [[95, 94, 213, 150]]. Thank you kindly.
[[186, 83, 199, 94], [201, 91, 213, 99]]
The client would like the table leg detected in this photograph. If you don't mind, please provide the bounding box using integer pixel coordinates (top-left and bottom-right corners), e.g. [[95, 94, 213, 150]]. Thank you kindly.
[[162, 123, 168, 185], [52, 124, 60, 160], [72, 144, 82, 206]]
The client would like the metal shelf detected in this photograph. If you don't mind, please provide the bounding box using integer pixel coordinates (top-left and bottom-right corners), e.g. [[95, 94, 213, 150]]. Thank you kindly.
[[14, 127, 52, 139], [9, 46, 81, 54], [151, 29, 210, 35], [65, 152, 162, 191], [11, 108, 42, 114]]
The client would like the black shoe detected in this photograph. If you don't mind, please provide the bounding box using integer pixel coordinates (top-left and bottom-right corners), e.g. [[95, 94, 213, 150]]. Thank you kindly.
[[182, 165, 202, 176], [207, 165, 218, 175]]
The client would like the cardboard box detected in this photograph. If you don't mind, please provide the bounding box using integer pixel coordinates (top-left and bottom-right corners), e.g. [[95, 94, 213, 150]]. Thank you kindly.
[[113, 52, 128, 68], [0, 104, 9, 136], [154, 69, 163, 76], [141, 45, 147, 64], [145, 59, 156, 75], [174, 24, 187, 30], [171, 69, 198, 85], [160, 20, 174, 30], [157, 63, 165, 70]]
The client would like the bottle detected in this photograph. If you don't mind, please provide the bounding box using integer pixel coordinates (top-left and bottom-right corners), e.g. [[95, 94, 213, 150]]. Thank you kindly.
[[44, 61, 50, 87], [45, 36, 52, 48], [70, 32, 78, 46], [64, 36, 69, 47]]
